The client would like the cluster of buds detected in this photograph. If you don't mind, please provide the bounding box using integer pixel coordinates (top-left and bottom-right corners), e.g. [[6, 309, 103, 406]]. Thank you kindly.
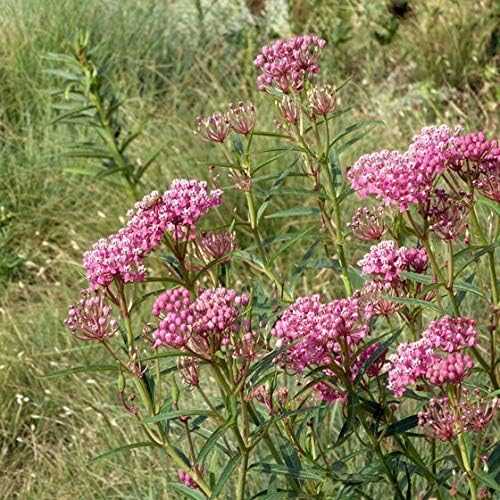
[[65, 289, 118, 342], [425, 188, 471, 241], [349, 206, 385, 241], [247, 384, 289, 415], [418, 390, 499, 441], [277, 95, 300, 125], [196, 102, 256, 144], [198, 230, 237, 263], [425, 352, 474, 386], [177, 470, 199, 490], [308, 84, 336, 118]]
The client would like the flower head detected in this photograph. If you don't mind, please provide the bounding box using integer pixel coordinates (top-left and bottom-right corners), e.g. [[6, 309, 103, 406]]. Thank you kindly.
[[196, 112, 230, 143], [65, 289, 118, 341], [349, 206, 385, 241], [228, 102, 256, 135], [84, 181, 222, 288], [425, 352, 474, 386], [308, 84, 336, 117], [348, 125, 458, 211], [422, 316, 478, 353], [255, 35, 326, 93], [199, 230, 237, 262]]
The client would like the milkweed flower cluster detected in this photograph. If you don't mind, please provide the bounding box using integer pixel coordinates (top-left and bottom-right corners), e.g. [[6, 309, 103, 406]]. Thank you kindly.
[[152, 287, 251, 359], [65, 289, 118, 341], [348, 125, 458, 211], [418, 390, 499, 441], [308, 84, 336, 117], [177, 470, 198, 489], [199, 230, 237, 262], [388, 316, 478, 396], [254, 34, 326, 93], [358, 240, 428, 284], [271, 295, 369, 373], [83, 180, 222, 288], [426, 188, 471, 241], [349, 206, 385, 241], [196, 101, 256, 143]]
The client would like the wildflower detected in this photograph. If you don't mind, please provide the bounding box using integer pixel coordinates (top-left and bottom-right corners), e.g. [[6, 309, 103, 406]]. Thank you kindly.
[[387, 339, 434, 397], [314, 382, 347, 404], [178, 357, 200, 387], [425, 352, 474, 386], [255, 34, 326, 93], [349, 206, 385, 241], [271, 295, 368, 373], [152, 287, 249, 358], [355, 280, 404, 318], [83, 181, 222, 288], [357, 240, 427, 284], [65, 289, 118, 341], [228, 102, 256, 135], [277, 95, 300, 124], [199, 230, 237, 262], [195, 112, 230, 143], [426, 189, 471, 241], [418, 397, 458, 441], [422, 316, 478, 353], [348, 125, 458, 211], [474, 165, 500, 202], [308, 84, 336, 117], [448, 131, 500, 180]]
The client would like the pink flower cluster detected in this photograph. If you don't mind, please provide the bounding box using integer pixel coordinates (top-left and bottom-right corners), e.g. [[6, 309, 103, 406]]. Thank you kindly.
[[426, 188, 470, 241], [349, 206, 385, 241], [65, 289, 117, 341], [418, 390, 499, 441], [388, 316, 478, 396], [84, 180, 222, 288], [177, 470, 198, 489], [199, 230, 237, 262], [152, 287, 250, 358], [254, 35, 326, 93], [348, 125, 457, 211], [196, 102, 256, 143], [271, 295, 370, 385], [358, 240, 428, 284], [425, 352, 474, 386]]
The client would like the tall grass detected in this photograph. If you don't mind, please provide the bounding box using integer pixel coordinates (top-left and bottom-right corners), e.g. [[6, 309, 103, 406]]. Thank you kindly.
[[0, 0, 498, 497]]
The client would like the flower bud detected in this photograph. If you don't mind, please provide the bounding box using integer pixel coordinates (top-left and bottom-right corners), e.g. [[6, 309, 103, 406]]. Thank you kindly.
[[308, 84, 336, 117]]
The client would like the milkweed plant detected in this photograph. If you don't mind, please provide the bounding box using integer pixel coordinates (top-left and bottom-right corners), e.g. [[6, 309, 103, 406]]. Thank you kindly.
[[63, 35, 499, 499]]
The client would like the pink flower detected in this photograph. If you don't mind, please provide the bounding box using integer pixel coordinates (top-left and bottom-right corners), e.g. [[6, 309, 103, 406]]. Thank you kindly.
[[349, 125, 458, 211], [152, 287, 250, 358], [425, 352, 474, 386], [349, 206, 386, 241], [83, 180, 222, 288], [418, 397, 458, 441], [177, 470, 198, 489], [426, 188, 471, 241], [228, 102, 256, 135], [271, 295, 369, 373], [65, 289, 118, 341], [357, 240, 427, 284], [255, 35, 326, 93], [387, 339, 434, 397], [422, 316, 478, 353], [199, 230, 237, 262], [195, 112, 230, 143], [308, 84, 336, 117]]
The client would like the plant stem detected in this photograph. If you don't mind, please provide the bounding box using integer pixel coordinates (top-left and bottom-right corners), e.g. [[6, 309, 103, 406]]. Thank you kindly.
[[236, 450, 249, 500]]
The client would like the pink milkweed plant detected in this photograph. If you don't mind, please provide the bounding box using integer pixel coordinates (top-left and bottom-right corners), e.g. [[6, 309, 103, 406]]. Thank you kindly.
[[62, 34, 499, 499]]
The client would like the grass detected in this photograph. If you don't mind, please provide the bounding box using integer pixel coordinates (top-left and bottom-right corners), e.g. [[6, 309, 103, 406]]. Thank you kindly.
[[0, 0, 498, 497]]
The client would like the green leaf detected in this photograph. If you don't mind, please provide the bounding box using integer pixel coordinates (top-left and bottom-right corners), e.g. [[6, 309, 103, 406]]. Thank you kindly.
[[270, 226, 315, 264], [400, 271, 435, 285], [197, 420, 233, 464], [384, 415, 419, 436], [144, 409, 210, 424], [211, 454, 241, 498], [382, 295, 442, 313], [90, 441, 156, 462], [252, 130, 293, 140], [453, 280, 484, 298], [478, 195, 500, 217], [44, 364, 118, 378], [250, 463, 325, 481], [474, 471, 500, 492], [265, 207, 320, 219], [169, 483, 206, 500]]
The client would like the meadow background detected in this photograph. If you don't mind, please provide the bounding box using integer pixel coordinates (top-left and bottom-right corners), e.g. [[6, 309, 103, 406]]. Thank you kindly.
[[0, 0, 498, 497]]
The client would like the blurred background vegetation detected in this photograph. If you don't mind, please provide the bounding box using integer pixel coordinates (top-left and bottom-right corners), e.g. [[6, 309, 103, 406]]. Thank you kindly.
[[0, 0, 498, 497]]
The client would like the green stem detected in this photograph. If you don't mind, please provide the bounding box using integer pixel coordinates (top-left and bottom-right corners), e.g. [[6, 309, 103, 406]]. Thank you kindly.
[[236, 450, 249, 500]]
